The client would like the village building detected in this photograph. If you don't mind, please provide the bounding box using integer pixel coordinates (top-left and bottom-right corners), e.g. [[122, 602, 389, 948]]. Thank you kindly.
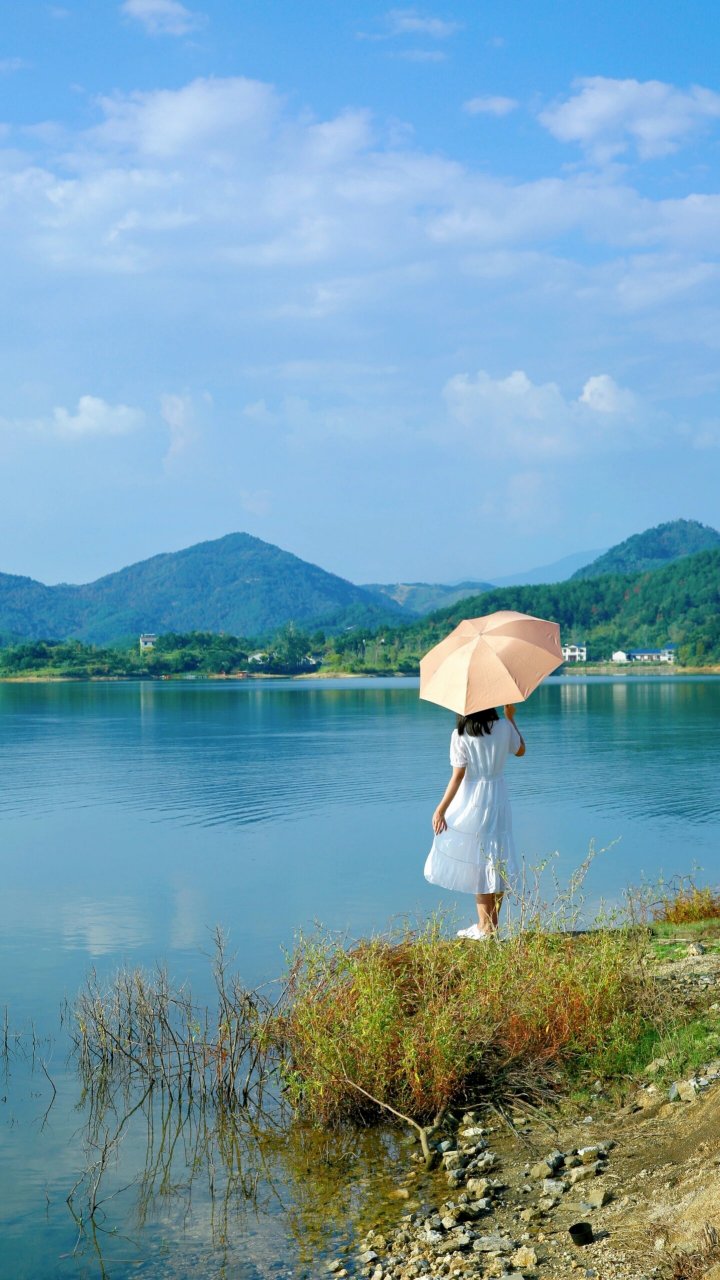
[[626, 645, 676, 664], [139, 633, 157, 651], [561, 643, 587, 662]]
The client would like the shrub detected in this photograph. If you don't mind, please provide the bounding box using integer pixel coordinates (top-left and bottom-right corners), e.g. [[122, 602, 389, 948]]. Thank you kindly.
[[276, 915, 654, 1125], [652, 878, 720, 925]]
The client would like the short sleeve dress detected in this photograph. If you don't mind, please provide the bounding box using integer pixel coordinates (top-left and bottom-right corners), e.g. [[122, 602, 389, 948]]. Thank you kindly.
[[424, 719, 521, 896]]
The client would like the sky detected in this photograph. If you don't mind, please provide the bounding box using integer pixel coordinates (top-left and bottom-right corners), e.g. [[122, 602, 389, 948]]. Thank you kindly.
[[2, 0, 720, 586]]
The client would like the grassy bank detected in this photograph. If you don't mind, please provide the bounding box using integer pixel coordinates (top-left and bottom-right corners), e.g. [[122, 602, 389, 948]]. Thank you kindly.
[[72, 883, 720, 1142]]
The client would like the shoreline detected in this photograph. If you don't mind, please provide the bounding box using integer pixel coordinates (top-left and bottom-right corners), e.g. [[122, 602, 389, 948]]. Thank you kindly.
[[2, 666, 720, 684]]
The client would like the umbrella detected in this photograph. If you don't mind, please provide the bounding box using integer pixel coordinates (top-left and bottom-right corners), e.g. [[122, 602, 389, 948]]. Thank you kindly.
[[419, 610, 562, 716]]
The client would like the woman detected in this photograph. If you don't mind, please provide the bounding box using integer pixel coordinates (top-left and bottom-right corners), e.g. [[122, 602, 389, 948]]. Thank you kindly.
[[424, 703, 525, 940]]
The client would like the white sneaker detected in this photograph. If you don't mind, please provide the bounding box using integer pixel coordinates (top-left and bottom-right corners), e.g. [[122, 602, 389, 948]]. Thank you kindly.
[[456, 924, 492, 941]]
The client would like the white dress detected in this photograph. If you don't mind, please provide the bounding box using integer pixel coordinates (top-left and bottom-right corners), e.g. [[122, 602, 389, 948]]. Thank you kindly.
[[424, 719, 521, 896]]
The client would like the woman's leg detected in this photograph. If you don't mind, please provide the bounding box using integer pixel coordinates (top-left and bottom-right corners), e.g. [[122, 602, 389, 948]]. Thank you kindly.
[[475, 892, 504, 935]]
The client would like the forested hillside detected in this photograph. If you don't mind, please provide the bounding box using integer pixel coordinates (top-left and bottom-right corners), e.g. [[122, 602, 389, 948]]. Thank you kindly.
[[324, 550, 720, 670], [572, 519, 720, 580], [0, 533, 402, 643]]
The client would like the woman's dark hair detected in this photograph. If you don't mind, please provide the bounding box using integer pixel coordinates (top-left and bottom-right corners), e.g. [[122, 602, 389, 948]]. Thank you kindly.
[[456, 707, 499, 737]]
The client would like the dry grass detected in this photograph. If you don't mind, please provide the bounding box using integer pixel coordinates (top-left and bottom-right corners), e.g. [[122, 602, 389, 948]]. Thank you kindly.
[[652, 878, 720, 926], [665, 1224, 720, 1279], [276, 915, 656, 1126]]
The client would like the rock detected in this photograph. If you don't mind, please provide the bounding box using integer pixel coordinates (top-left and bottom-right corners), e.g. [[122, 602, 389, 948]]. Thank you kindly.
[[473, 1233, 515, 1254], [537, 1195, 559, 1211], [644, 1056, 669, 1075], [442, 1151, 463, 1171], [519, 1207, 541, 1223], [327, 1263, 342, 1274], [460, 1125, 485, 1140], [441, 1214, 459, 1230], [511, 1245, 538, 1268], [465, 1177, 491, 1198], [687, 942, 706, 955], [567, 1162, 601, 1186], [530, 1160, 554, 1180], [577, 1146, 605, 1165], [584, 1186, 612, 1209], [358, 1251, 379, 1265], [371, 1268, 383, 1280], [542, 1178, 568, 1196], [390, 1188, 410, 1199], [677, 1078, 699, 1101], [460, 1197, 492, 1216], [438, 1139, 454, 1152], [474, 1151, 498, 1172], [668, 1082, 681, 1101], [435, 1231, 472, 1255]]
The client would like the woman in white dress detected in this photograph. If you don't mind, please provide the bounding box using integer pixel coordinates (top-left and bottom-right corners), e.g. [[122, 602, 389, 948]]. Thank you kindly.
[[424, 704, 525, 940]]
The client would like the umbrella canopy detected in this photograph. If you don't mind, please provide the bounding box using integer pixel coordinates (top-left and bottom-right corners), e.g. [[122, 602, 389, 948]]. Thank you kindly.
[[419, 610, 562, 716]]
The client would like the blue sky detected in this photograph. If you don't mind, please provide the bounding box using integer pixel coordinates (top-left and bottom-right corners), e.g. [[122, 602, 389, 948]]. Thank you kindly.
[[2, 0, 720, 586]]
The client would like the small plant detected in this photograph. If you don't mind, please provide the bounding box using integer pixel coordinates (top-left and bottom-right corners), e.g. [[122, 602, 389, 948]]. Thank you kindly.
[[652, 877, 720, 925], [666, 1223, 720, 1280]]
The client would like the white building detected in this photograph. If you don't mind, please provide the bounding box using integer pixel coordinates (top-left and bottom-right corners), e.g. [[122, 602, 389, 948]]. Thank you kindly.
[[627, 646, 676, 664], [612, 650, 629, 664], [139, 633, 157, 651], [562, 643, 587, 663]]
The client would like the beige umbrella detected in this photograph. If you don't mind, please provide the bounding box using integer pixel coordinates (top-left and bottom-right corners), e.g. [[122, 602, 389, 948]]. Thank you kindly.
[[419, 610, 562, 716]]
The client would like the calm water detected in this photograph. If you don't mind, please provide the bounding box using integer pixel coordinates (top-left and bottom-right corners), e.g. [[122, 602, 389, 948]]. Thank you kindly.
[[1, 676, 719, 1278]]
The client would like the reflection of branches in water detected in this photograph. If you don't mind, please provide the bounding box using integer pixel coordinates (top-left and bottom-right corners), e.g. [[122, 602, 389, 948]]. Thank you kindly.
[[65, 931, 412, 1275], [71, 928, 279, 1112], [66, 931, 294, 1273]]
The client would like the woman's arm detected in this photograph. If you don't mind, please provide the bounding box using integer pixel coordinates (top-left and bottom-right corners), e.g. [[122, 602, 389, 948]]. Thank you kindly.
[[432, 767, 466, 834], [504, 703, 526, 757]]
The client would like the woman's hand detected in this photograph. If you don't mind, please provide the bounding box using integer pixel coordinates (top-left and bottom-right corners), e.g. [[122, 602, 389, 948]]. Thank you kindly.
[[432, 807, 447, 835], [504, 703, 516, 720]]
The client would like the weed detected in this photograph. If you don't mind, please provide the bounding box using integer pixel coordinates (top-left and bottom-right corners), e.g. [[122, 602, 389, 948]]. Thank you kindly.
[[276, 914, 657, 1125], [651, 877, 720, 926]]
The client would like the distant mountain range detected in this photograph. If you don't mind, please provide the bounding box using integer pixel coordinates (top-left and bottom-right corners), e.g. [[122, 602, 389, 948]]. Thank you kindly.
[[0, 518, 717, 645], [0, 533, 404, 644], [571, 519, 720, 580], [362, 550, 605, 617], [361, 579, 495, 616]]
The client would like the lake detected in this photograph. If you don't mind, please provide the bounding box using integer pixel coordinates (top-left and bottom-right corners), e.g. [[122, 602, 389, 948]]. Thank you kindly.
[[1, 675, 719, 1278]]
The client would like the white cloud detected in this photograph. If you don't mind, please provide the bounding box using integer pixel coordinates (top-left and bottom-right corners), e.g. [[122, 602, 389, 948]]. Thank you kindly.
[[385, 9, 461, 38], [160, 392, 197, 460], [442, 369, 643, 458], [50, 395, 145, 438], [92, 76, 278, 157], [464, 95, 518, 117], [578, 373, 637, 414], [0, 57, 30, 73], [120, 0, 206, 37], [539, 76, 720, 162]]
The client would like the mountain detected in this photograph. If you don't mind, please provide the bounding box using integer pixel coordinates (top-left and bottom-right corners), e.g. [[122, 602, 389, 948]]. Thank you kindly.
[[0, 533, 404, 644], [571, 520, 720, 581], [353, 549, 720, 667], [491, 549, 606, 587], [362, 552, 605, 614], [361, 579, 494, 616]]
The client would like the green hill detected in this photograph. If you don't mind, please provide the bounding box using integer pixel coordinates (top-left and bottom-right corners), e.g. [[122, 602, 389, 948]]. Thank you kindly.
[[571, 519, 720, 581], [0, 533, 404, 644], [361, 579, 495, 616], [325, 549, 720, 669]]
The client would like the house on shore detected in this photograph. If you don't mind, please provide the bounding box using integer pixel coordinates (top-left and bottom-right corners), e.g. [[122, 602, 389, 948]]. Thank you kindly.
[[139, 633, 157, 652], [613, 645, 676, 664], [627, 645, 676, 664], [562, 643, 587, 662]]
